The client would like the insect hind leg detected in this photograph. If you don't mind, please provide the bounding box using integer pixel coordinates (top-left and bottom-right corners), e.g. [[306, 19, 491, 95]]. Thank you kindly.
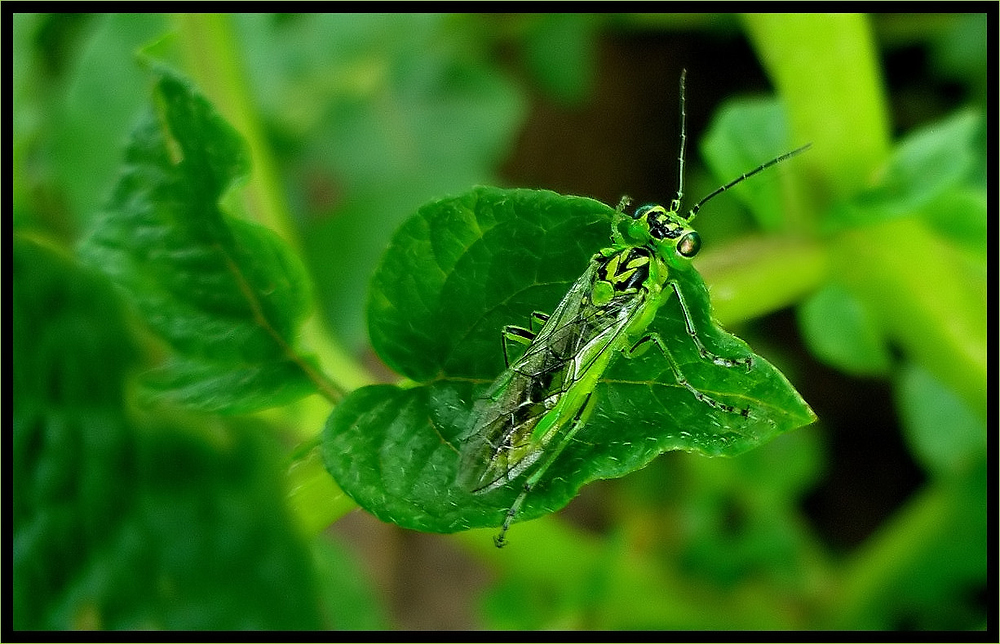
[[628, 333, 750, 417], [669, 281, 752, 370], [493, 392, 595, 548]]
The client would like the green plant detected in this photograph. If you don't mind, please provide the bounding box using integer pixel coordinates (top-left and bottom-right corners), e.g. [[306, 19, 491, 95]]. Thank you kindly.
[[13, 12, 986, 630]]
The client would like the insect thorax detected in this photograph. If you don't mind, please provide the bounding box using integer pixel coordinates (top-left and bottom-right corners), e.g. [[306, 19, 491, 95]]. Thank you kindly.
[[591, 246, 656, 307]]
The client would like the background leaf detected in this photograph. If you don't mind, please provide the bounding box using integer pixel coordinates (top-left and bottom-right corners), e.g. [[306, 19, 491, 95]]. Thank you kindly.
[[894, 363, 985, 478], [699, 98, 809, 233], [80, 68, 322, 413], [22, 14, 171, 236], [797, 282, 892, 376], [824, 109, 980, 231], [235, 13, 528, 350], [520, 14, 597, 105], [13, 237, 325, 630]]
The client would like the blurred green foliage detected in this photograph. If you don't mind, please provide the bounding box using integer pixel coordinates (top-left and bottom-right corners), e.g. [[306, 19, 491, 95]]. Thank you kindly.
[[12, 12, 986, 631], [13, 237, 329, 629]]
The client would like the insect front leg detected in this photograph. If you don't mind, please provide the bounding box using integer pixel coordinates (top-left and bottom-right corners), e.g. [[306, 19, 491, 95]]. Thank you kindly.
[[669, 280, 752, 371], [529, 311, 550, 330], [627, 333, 750, 417], [501, 311, 550, 366], [611, 196, 633, 245]]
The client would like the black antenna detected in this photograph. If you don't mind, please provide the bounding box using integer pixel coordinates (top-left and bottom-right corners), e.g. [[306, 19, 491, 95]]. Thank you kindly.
[[687, 142, 812, 221], [670, 69, 687, 215]]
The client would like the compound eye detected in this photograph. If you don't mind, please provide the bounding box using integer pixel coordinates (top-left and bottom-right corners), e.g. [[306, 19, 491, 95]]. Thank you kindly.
[[677, 231, 701, 258]]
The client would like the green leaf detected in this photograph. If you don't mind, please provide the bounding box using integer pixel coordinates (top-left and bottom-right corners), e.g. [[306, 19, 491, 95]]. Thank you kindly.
[[368, 187, 612, 382], [825, 110, 981, 230], [919, 187, 987, 259], [13, 236, 324, 629], [79, 67, 319, 413], [830, 216, 986, 420], [895, 362, 986, 478], [325, 187, 815, 534], [797, 282, 892, 376]]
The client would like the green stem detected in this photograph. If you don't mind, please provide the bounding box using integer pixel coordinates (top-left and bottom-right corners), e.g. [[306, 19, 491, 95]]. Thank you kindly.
[[285, 440, 357, 537], [825, 471, 983, 628], [173, 13, 293, 241], [172, 13, 366, 531], [695, 235, 828, 326], [743, 13, 891, 206]]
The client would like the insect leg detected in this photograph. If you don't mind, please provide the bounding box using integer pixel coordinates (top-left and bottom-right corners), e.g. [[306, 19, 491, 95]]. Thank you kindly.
[[611, 196, 632, 245], [501, 325, 535, 367], [669, 281, 752, 370], [493, 392, 595, 548], [500, 311, 551, 366], [628, 333, 750, 417], [529, 311, 550, 331]]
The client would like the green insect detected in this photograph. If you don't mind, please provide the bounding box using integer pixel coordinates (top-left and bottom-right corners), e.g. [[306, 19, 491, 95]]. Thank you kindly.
[[456, 71, 810, 547]]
